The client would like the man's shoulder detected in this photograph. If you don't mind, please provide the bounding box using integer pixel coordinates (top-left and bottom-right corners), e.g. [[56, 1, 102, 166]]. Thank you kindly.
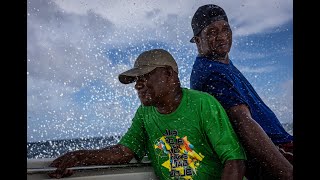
[[183, 88, 222, 108], [196, 57, 229, 69], [184, 88, 213, 99]]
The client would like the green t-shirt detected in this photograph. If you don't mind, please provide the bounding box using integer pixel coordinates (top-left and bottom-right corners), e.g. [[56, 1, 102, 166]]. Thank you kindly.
[[119, 88, 246, 180]]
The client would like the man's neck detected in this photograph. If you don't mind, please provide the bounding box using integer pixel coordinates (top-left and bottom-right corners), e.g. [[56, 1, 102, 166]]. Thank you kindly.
[[201, 53, 229, 64], [156, 87, 183, 114]]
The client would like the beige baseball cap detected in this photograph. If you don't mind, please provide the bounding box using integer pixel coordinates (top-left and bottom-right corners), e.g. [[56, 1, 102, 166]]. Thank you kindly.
[[118, 49, 178, 84]]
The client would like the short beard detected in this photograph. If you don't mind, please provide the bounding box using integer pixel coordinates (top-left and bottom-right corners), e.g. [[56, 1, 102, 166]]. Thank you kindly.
[[201, 52, 227, 60]]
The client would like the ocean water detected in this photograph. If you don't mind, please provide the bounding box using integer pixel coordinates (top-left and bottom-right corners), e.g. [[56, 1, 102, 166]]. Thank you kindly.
[[27, 123, 292, 159], [27, 136, 121, 159]]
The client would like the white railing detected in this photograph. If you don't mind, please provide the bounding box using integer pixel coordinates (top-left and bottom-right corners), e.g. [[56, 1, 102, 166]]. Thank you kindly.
[[27, 157, 157, 180]]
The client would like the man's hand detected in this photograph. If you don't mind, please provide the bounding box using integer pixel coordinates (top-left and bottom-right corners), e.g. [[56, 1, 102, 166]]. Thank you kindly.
[[47, 151, 82, 178], [46, 145, 134, 178], [47, 169, 74, 179]]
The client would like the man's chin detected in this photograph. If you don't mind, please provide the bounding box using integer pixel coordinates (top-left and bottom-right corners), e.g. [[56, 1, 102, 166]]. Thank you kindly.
[[215, 47, 229, 55], [205, 52, 227, 60], [141, 100, 153, 106]]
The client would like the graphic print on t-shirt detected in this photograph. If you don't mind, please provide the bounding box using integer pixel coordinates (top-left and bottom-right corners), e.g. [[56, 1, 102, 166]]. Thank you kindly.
[[154, 129, 205, 179]]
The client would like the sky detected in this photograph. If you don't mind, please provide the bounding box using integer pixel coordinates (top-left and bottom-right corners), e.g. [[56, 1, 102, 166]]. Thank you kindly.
[[27, 0, 293, 142]]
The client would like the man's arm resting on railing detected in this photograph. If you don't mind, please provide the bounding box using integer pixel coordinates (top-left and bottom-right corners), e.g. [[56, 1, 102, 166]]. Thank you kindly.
[[47, 144, 134, 178]]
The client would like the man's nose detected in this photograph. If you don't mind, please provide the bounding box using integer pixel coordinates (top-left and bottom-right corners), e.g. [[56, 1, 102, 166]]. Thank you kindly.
[[134, 80, 145, 90], [216, 33, 227, 40], [216, 29, 231, 40]]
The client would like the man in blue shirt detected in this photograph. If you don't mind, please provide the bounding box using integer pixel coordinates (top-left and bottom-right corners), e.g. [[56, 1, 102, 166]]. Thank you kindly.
[[189, 4, 293, 180]]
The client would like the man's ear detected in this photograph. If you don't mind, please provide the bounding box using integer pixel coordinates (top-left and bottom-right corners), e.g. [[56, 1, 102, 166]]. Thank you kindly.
[[164, 66, 174, 77], [194, 36, 201, 44], [194, 36, 202, 54]]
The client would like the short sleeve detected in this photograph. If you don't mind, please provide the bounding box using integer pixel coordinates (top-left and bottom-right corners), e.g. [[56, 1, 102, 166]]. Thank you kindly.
[[204, 72, 247, 110], [118, 106, 147, 161], [200, 95, 246, 164]]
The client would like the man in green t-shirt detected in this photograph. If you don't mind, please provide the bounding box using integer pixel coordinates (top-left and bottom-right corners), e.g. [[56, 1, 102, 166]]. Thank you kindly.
[[48, 49, 246, 179]]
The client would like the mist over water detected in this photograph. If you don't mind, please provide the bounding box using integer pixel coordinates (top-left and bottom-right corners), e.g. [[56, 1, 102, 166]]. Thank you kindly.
[[27, 0, 293, 154], [27, 136, 121, 159]]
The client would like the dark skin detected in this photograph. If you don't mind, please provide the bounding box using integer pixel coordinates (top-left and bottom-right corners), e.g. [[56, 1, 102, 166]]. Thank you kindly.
[[194, 20, 293, 180], [47, 144, 134, 178], [48, 67, 246, 179]]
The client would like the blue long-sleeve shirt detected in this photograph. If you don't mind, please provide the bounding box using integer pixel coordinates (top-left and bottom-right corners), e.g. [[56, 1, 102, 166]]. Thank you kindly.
[[190, 56, 293, 144]]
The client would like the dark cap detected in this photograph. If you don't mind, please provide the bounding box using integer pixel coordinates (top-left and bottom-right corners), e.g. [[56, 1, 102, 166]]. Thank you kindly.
[[118, 49, 178, 84], [190, 4, 228, 43]]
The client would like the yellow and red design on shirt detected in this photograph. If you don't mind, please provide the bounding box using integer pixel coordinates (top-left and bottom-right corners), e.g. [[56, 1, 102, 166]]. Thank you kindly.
[[154, 129, 204, 180]]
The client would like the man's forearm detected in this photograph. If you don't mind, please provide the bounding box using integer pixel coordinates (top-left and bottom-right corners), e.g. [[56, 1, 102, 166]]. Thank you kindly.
[[227, 105, 293, 179], [238, 120, 293, 179], [77, 144, 134, 166], [221, 160, 245, 180]]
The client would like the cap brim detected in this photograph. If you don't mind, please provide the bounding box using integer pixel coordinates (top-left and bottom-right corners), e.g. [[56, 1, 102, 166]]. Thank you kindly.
[[118, 66, 158, 84], [190, 36, 196, 43]]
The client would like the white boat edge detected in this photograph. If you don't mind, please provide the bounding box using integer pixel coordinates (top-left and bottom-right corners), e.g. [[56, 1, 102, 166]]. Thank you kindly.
[[27, 157, 158, 180]]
